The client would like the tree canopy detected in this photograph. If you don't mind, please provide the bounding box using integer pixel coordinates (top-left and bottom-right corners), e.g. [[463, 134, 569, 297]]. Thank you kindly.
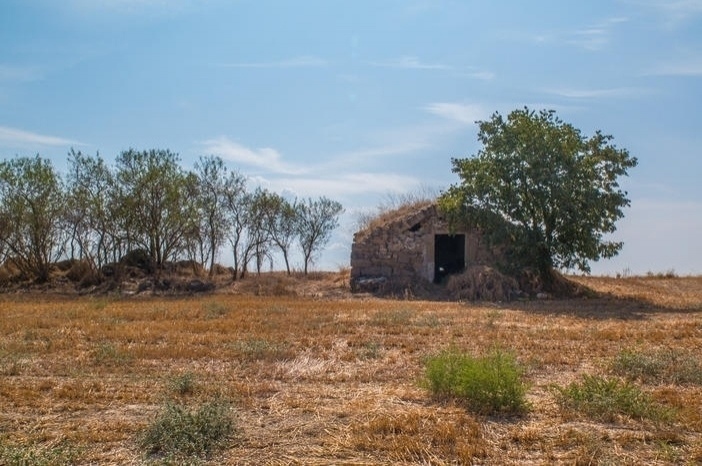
[[0, 151, 343, 283], [439, 107, 637, 282]]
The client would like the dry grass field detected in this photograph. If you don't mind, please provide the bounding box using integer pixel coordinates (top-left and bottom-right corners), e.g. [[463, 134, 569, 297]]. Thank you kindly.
[[1, 273, 701, 465]]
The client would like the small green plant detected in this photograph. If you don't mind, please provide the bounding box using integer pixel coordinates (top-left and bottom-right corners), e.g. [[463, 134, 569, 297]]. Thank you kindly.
[[553, 374, 674, 423], [359, 341, 382, 360], [202, 302, 229, 319], [92, 342, 132, 366], [370, 308, 414, 327], [168, 372, 198, 396], [0, 439, 80, 466], [139, 399, 235, 460], [423, 348, 528, 415], [612, 348, 702, 385]]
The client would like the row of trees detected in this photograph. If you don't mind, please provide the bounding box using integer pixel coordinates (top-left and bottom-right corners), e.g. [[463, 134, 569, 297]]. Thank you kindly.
[[0, 150, 343, 283]]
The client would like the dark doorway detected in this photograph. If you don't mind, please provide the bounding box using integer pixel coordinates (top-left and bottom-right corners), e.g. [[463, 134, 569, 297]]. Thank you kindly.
[[434, 234, 465, 283]]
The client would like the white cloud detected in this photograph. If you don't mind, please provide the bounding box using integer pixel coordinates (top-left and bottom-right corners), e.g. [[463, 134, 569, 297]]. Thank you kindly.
[[68, 0, 192, 14], [335, 141, 429, 160], [218, 56, 327, 69], [647, 58, 702, 76], [369, 56, 451, 70], [200, 137, 305, 175], [425, 103, 487, 125], [264, 172, 422, 198], [543, 87, 649, 99], [567, 17, 629, 51], [628, 0, 702, 25], [0, 126, 82, 147]]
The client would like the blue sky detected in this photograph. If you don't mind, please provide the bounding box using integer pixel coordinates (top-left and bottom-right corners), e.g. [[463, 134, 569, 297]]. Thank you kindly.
[[1, 0, 700, 275]]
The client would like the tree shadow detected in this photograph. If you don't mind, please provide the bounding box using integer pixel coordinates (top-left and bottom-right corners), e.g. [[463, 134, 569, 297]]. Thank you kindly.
[[504, 278, 702, 320]]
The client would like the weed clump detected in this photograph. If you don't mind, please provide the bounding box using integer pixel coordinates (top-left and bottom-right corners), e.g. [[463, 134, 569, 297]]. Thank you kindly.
[[553, 374, 674, 423], [612, 348, 702, 385], [168, 372, 198, 396], [0, 440, 80, 466], [423, 348, 528, 415], [139, 399, 235, 461]]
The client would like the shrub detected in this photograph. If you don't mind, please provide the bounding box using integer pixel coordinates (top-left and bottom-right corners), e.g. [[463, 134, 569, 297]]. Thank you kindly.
[[612, 348, 702, 385], [0, 440, 80, 466], [168, 372, 198, 396], [423, 348, 528, 415], [553, 374, 674, 423], [139, 399, 234, 460]]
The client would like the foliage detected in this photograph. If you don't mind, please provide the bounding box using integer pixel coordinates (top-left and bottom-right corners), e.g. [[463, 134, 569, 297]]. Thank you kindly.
[[612, 348, 702, 385], [168, 372, 198, 396], [439, 107, 637, 282], [296, 196, 343, 275], [65, 149, 117, 275], [139, 399, 235, 460], [0, 151, 343, 281], [423, 348, 528, 415], [193, 156, 246, 278], [0, 439, 80, 466], [114, 149, 198, 268], [0, 155, 66, 282], [553, 374, 674, 423], [259, 191, 298, 275]]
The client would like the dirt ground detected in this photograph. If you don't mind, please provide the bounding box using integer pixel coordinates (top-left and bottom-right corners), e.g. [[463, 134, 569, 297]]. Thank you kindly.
[[0, 273, 701, 464]]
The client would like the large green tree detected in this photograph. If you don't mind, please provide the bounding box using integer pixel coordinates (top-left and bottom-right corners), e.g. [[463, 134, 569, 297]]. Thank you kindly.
[[440, 108, 637, 282]]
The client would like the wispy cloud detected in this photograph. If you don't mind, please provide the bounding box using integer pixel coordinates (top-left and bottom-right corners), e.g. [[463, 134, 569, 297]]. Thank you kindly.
[[369, 56, 451, 70], [0, 126, 82, 147], [335, 141, 429, 160], [68, 0, 194, 15], [263, 172, 422, 198], [628, 0, 702, 26], [567, 17, 629, 51], [425, 102, 487, 125], [218, 56, 327, 69], [201, 136, 305, 175], [542, 87, 648, 99], [646, 58, 702, 76], [0, 65, 43, 82]]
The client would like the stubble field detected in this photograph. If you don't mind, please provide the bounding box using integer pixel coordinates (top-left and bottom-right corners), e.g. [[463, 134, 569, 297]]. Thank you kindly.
[[1, 274, 701, 465]]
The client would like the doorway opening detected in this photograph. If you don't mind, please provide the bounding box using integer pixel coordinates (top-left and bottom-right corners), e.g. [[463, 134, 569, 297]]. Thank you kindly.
[[434, 234, 465, 283]]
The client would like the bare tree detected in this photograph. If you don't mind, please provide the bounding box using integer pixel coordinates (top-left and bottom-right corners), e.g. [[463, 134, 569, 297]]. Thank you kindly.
[[260, 191, 297, 275], [65, 149, 117, 276], [193, 156, 246, 277], [295, 196, 343, 275]]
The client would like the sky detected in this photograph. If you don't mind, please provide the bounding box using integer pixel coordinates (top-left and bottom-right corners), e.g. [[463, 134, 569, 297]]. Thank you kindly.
[[1, 0, 700, 275]]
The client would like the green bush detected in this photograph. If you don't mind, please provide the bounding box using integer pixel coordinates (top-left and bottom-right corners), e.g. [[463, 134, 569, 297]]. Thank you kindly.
[[553, 374, 674, 423], [612, 348, 702, 385], [423, 348, 528, 415], [168, 372, 197, 396], [139, 399, 235, 460]]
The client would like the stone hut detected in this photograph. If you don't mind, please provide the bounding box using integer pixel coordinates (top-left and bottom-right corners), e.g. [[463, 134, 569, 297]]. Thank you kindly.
[[350, 203, 504, 291]]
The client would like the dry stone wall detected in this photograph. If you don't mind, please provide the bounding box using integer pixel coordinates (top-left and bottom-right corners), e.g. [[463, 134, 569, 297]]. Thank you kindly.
[[350, 204, 505, 292]]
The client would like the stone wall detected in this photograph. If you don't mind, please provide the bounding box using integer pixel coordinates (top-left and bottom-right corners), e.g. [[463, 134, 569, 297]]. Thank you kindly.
[[350, 204, 504, 291]]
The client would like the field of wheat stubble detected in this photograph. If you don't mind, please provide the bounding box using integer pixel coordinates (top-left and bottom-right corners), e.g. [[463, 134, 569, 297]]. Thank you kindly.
[[0, 273, 701, 465]]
